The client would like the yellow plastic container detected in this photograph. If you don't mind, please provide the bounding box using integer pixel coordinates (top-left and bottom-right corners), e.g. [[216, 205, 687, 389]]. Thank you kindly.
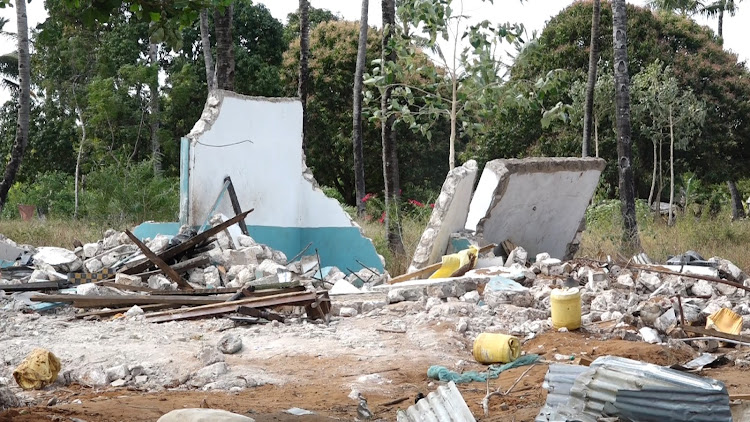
[[550, 287, 582, 330], [472, 333, 520, 364]]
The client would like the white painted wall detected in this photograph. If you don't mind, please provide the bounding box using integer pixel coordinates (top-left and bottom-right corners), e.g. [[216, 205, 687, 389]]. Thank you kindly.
[[187, 92, 353, 228]]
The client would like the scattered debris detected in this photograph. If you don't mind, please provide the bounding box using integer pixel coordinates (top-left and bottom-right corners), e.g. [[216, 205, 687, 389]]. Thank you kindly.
[[13, 348, 61, 390], [396, 381, 476, 422]]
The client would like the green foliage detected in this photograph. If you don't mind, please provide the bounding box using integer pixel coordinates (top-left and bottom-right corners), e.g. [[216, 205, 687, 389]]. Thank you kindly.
[[3, 172, 76, 218], [283, 6, 340, 46], [80, 161, 178, 225]]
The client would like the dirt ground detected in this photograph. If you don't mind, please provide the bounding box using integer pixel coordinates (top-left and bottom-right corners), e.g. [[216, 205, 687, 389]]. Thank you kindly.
[[3, 323, 749, 422]]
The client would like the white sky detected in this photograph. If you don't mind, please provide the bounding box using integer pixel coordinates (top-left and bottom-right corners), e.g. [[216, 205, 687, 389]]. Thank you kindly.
[[0, 0, 748, 103]]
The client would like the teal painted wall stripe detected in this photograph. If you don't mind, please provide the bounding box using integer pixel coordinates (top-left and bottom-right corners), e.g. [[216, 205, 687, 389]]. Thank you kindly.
[[179, 137, 190, 226], [132, 222, 383, 273]]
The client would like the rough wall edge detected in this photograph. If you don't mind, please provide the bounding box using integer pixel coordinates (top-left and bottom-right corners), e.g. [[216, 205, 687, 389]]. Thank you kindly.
[[409, 160, 478, 270], [185, 90, 386, 273], [473, 157, 606, 244], [187, 90, 300, 140]]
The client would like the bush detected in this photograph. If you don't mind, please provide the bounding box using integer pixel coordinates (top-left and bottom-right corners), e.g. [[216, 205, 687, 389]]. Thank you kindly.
[[3, 171, 76, 219]]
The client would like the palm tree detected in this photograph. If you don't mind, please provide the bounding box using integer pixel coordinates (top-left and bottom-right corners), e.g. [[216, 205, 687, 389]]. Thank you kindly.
[[214, 3, 235, 90], [0, 0, 31, 212], [648, 0, 701, 16], [582, 0, 601, 157], [352, 0, 369, 217], [0, 18, 19, 93], [199, 9, 216, 91], [612, 0, 641, 252], [702, 0, 742, 38]]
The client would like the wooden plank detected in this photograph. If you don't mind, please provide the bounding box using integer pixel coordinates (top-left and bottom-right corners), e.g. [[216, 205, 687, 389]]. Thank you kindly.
[[123, 209, 253, 275], [30, 294, 229, 308], [124, 230, 193, 290], [145, 291, 318, 323], [237, 306, 285, 322], [621, 261, 750, 293], [389, 243, 497, 284], [224, 176, 249, 236], [0, 281, 61, 291], [730, 394, 750, 401], [682, 325, 750, 343]]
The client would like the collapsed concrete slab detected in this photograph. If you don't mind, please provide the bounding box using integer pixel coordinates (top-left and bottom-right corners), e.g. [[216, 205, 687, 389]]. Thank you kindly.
[[465, 157, 605, 260], [408, 160, 478, 272]]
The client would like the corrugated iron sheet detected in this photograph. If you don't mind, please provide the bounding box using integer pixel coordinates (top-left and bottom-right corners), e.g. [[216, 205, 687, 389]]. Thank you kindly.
[[535, 364, 588, 422], [396, 381, 476, 422], [536, 356, 731, 422]]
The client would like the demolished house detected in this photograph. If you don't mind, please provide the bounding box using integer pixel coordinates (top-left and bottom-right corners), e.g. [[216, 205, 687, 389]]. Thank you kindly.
[[2, 93, 750, 420]]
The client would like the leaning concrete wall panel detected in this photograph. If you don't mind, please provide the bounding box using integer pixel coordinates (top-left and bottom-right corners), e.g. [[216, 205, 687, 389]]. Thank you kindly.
[[408, 160, 478, 271], [185, 90, 383, 271], [465, 158, 605, 260]]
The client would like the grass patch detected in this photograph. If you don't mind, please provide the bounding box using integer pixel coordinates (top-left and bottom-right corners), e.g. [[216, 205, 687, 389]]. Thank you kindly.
[[356, 214, 429, 276], [580, 202, 750, 271], [0, 219, 112, 248]]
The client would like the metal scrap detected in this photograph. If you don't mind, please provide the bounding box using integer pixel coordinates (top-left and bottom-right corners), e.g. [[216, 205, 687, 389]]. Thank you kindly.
[[396, 381, 476, 422]]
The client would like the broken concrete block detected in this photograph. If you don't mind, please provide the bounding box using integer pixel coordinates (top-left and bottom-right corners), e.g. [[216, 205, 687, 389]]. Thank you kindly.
[[712, 257, 744, 281], [339, 307, 358, 317], [203, 267, 221, 288], [83, 243, 101, 258], [237, 235, 256, 248], [125, 305, 144, 318], [462, 290, 480, 304], [654, 308, 677, 333], [408, 160, 478, 272], [272, 250, 287, 265], [157, 408, 256, 422], [539, 258, 562, 276], [614, 274, 635, 289], [236, 266, 256, 286], [329, 279, 361, 295], [504, 246, 528, 267], [217, 334, 243, 354], [148, 275, 176, 291], [189, 269, 205, 285], [361, 300, 386, 313], [33, 247, 82, 272], [188, 362, 228, 388], [464, 158, 605, 259], [715, 281, 739, 297], [197, 346, 225, 366], [637, 272, 661, 292], [105, 364, 129, 383], [691, 279, 714, 297], [228, 249, 258, 267], [101, 253, 118, 268], [115, 273, 142, 286], [85, 258, 103, 273], [147, 235, 171, 255], [258, 259, 286, 276], [456, 317, 469, 333], [0, 387, 20, 409], [639, 327, 661, 344]]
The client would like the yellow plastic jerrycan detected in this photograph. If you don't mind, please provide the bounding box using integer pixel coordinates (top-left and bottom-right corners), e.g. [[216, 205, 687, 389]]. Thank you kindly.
[[550, 287, 582, 330], [472, 333, 520, 364]]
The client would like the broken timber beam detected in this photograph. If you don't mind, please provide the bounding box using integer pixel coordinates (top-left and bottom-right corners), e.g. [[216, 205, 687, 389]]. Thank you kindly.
[[145, 290, 318, 323], [237, 306, 285, 322], [125, 230, 193, 290], [389, 243, 497, 284], [74, 303, 176, 319], [30, 294, 229, 308], [122, 209, 254, 275], [224, 176, 249, 236], [682, 325, 750, 344]]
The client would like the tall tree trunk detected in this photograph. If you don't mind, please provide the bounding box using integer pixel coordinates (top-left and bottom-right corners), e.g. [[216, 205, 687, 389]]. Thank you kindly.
[[582, 0, 600, 157], [648, 140, 657, 212], [594, 117, 599, 157], [656, 138, 663, 221], [72, 88, 85, 220], [352, 0, 369, 217], [668, 106, 675, 226], [728, 180, 745, 220], [718, 3, 724, 38], [381, 0, 404, 254], [612, 0, 641, 252], [449, 76, 457, 170], [200, 9, 216, 90], [214, 3, 235, 91], [148, 42, 161, 175], [0, 0, 30, 212], [298, 0, 310, 151]]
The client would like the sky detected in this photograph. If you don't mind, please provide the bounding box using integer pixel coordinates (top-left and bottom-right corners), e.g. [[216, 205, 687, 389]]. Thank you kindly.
[[0, 0, 748, 103]]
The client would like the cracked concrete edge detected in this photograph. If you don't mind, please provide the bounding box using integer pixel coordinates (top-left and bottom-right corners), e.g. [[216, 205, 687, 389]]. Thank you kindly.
[[185, 90, 386, 275], [408, 160, 478, 271], [187, 90, 299, 140], [473, 157, 606, 248]]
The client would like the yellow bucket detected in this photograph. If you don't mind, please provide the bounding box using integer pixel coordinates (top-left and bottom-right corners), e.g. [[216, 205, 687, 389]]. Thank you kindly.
[[551, 288, 581, 330], [472, 333, 520, 364]]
